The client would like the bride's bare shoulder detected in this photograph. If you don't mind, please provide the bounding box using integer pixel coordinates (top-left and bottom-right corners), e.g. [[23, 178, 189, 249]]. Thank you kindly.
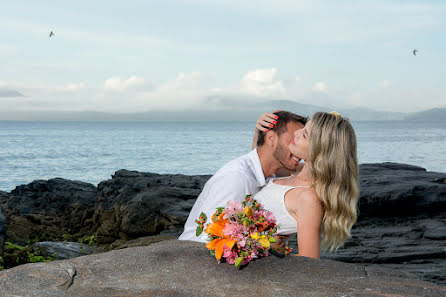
[[287, 187, 322, 214]]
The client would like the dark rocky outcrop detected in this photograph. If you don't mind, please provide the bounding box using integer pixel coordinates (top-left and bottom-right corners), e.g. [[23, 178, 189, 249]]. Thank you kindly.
[[0, 163, 445, 285], [0, 240, 444, 297], [0, 200, 6, 260], [0, 178, 97, 243], [315, 163, 446, 285], [357, 163, 446, 216], [91, 170, 209, 243], [319, 215, 446, 285]]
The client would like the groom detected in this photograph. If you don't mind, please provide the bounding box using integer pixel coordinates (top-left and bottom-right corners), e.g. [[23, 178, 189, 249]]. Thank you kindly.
[[179, 111, 307, 242]]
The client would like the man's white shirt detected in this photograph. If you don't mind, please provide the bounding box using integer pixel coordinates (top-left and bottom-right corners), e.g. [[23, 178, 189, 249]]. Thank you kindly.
[[178, 149, 271, 242]]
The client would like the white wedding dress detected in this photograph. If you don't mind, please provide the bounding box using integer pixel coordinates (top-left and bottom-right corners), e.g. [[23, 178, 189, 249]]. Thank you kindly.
[[253, 178, 310, 235]]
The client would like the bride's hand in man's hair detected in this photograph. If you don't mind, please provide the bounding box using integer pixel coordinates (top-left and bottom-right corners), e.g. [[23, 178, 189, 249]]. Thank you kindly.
[[255, 109, 279, 133], [251, 110, 279, 150]]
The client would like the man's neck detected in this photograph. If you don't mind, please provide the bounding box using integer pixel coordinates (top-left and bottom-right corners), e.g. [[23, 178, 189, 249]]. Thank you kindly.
[[257, 146, 281, 178]]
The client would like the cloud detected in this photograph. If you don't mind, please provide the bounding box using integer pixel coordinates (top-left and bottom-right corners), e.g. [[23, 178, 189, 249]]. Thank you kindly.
[[0, 67, 442, 114], [0, 89, 24, 97], [55, 83, 86, 92], [159, 72, 208, 91], [377, 80, 392, 88], [312, 82, 328, 93], [104, 76, 145, 91], [240, 68, 286, 97]]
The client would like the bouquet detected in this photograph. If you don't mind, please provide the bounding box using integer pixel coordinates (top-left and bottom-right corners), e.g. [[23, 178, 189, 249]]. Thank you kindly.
[[195, 194, 292, 268]]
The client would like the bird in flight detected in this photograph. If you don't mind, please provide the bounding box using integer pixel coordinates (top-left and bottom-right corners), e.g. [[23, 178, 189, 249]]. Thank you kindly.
[[413, 49, 418, 56], [49, 31, 55, 38]]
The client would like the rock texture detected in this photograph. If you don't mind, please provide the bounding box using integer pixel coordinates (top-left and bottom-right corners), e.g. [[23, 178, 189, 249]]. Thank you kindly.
[[320, 215, 446, 286], [0, 178, 97, 243], [0, 240, 444, 297], [317, 163, 446, 286], [0, 202, 6, 259], [33, 242, 103, 260], [91, 170, 209, 243], [357, 163, 446, 216], [0, 163, 445, 285]]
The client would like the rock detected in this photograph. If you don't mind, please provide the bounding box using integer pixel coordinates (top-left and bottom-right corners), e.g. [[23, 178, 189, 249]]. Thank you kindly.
[[91, 170, 209, 243], [287, 163, 446, 286], [0, 240, 444, 297], [317, 215, 446, 286], [33, 241, 103, 260], [358, 163, 446, 216], [0, 178, 97, 243], [110, 235, 177, 250], [0, 201, 6, 260], [1, 163, 445, 284]]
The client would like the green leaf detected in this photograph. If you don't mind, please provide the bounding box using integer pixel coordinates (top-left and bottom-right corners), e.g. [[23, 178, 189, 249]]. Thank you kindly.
[[268, 236, 276, 243], [196, 226, 203, 237], [199, 212, 207, 222], [235, 256, 243, 269]]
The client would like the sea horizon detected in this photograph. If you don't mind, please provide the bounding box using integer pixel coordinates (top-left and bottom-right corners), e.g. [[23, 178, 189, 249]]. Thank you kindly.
[[1, 120, 445, 192]]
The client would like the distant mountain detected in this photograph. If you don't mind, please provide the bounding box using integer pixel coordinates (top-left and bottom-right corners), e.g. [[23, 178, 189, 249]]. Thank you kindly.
[[338, 107, 407, 121], [404, 108, 446, 122], [266, 101, 407, 121], [0, 101, 444, 122]]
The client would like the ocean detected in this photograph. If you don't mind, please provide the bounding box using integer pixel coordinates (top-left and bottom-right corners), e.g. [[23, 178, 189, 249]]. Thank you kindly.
[[0, 120, 445, 192]]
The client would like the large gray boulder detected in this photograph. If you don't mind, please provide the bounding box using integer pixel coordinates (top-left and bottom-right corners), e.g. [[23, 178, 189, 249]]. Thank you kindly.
[[0, 240, 444, 297], [0, 178, 97, 243]]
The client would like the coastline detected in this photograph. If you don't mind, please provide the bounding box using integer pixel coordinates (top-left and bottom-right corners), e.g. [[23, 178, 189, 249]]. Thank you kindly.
[[0, 162, 445, 286]]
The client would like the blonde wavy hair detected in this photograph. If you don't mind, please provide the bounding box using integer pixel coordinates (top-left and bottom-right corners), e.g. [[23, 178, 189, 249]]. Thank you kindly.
[[308, 112, 359, 252]]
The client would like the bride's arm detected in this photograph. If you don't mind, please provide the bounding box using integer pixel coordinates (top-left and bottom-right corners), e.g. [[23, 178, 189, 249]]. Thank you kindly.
[[289, 189, 323, 259], [251, 110, 278, 150]]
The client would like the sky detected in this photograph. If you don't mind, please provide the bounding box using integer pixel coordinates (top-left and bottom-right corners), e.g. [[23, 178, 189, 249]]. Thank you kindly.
[[1, 0, 445, 114]]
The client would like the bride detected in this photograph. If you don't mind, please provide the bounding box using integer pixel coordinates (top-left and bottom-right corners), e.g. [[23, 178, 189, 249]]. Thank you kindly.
[[253, 111, 359, 258]]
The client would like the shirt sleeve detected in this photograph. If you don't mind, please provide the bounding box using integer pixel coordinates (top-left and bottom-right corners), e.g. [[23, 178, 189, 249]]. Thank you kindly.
[[181, 169, 252, 242], [198, 170, 251, 223], [208, 170, 251, 204]]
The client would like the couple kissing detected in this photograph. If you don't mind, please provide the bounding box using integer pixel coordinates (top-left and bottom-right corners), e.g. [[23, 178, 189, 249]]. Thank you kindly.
[[179, 110, 359, 259]]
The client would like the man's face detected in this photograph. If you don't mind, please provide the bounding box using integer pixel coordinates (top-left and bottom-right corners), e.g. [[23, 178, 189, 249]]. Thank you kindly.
[[273, 121, 305, 171]]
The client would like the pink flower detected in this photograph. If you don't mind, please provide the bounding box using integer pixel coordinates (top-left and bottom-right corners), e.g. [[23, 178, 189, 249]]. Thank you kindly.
[[250, 250, 259, 259], [225, 200, 244, 216], [264, 211, 277, 224], [253, 210, 262, 220], [238, 237, 246, 248], [223, 249, 239, 265]]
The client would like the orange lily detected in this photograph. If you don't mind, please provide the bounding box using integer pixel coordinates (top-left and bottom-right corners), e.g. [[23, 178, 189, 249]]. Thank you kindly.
[[211, 211, 226, 223], [205, 215, 236, 260]]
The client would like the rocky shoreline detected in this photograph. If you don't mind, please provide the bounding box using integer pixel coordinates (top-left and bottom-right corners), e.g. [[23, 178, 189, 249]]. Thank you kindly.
[[0, 162, 445, 287], [1, 240, 444, 297]]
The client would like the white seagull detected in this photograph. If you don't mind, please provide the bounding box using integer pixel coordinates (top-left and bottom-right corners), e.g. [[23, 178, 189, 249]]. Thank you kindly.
[[49, 31, 55, 38]]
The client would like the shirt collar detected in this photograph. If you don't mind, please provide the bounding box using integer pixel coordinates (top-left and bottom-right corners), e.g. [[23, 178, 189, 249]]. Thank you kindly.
[[249, 148, 268, 187]]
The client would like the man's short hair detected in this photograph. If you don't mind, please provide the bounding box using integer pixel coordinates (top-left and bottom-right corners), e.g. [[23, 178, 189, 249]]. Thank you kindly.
[[257, 111, 308, 147]]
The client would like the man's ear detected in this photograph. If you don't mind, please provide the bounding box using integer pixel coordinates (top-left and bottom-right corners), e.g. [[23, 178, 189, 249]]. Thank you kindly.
[[264, 130, 278, 147]]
